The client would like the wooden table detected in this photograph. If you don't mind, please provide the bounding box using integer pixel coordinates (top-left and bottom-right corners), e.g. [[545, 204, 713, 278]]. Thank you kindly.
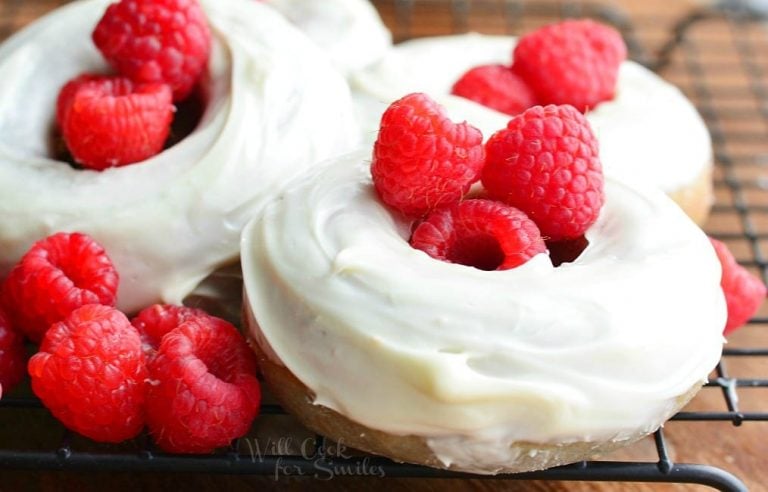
[[1, 1, 767, 490]]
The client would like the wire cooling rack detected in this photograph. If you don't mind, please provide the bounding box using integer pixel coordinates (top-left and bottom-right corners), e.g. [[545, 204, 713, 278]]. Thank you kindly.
[[1, 1, 768, 491]]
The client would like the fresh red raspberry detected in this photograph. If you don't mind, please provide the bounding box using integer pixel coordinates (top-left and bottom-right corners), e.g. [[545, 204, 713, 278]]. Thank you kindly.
[[1, 232, 119, 343], [145, 314, 261, 453], [57, 74, 174, 170], [372, 93, 485, 217], [410, 199, 546, 270], [482, 104, 604, 241], [710, 238, 767, 336], [512, 19, 627, 112], [28, 305, 147, 442], [451, 64, 536, 116], [0, 307, 26, 397], [92, 0, 212, 101]]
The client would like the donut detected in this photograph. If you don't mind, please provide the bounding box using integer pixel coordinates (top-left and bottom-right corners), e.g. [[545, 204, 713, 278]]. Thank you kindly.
[[241, 149, 726, 474], [351, 34, 714, 225], [0, 0, 358, 313], [267, 0, 392, 74]]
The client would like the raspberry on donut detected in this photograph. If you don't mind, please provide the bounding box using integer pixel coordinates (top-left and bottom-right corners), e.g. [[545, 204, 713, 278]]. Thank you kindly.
[[372, 93, 485, 217], [57, 74, 174, 170], [451, 64, 536, 116], [512, 19, 627, 112], [410, 199, 546, 270], [1, 232, 119, 343], [482, 104, 604, 241], [92, 0, 212, 101]]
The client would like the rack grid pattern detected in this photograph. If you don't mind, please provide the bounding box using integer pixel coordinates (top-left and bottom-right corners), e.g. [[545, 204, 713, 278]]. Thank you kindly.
[[1, 1, 767, 490]]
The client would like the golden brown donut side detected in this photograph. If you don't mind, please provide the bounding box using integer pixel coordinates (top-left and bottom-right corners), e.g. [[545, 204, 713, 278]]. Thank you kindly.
[[247, 326, 704, 474], [669, 162, 714, 226]]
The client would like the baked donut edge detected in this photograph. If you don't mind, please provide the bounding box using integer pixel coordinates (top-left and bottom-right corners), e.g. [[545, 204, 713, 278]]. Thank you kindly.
[[245, 326, 703, 475]]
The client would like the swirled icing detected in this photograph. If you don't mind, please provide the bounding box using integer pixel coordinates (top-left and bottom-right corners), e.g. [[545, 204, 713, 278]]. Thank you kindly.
[[242, 149, 725, 473], [351, 33, 712, 194], [0, 0, 358, 312]]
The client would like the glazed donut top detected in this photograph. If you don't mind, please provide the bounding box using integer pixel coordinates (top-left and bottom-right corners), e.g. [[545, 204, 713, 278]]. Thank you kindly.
[[242, 150, 726, 473], [268, 0, 392, 74], [351, 33, 712, 194], [0, 0, 358, 312]]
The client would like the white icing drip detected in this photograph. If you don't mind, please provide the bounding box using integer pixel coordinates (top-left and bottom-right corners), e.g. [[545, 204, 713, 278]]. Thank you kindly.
[[0, 0, 358, 312], [351, 33, 712, 193], [242, 149, 725, 473]]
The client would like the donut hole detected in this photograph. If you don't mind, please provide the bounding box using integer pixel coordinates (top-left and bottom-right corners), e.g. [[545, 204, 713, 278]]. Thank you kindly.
[[449, 234, 505, 271], [49, 85, 206, 168], [50, 125, 76, 168], [547, 236, 589, 267], [165, 88, 206, 149]]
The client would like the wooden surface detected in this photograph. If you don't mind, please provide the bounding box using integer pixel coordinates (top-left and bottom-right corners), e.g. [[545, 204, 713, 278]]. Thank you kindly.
[[2, 0, 768, 491]]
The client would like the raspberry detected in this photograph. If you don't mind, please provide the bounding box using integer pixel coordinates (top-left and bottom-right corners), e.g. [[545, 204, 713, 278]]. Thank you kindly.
[[28, 305, 147, 442], [410, 199, 546, 270], [372, 93, 485, 217], [451, 64, 536, 116], [512, 20, 627, 112], [92, 0, 212, 101], [57, 74, 174, 170], [145, 314, 261, 453], [131, 304, 209, 354], [0, 307, 26, 397], [482, 104, 604, 241], [710, 238, 767, 336], [1, 232, 119, 343]]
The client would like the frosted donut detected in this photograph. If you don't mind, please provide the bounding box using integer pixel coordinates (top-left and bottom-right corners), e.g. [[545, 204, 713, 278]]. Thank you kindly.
[[267, 0, 392, 74], [351, 34, 714, 224], [0, 0, 358, 313], [241, 149, 726, 474]]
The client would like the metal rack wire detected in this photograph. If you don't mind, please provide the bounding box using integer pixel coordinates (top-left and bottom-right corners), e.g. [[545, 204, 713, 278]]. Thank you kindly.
[[1, 1, 767, 491]]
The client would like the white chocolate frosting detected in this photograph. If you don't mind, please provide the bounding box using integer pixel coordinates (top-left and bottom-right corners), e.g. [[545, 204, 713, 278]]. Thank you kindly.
[[0, 0, 358, 312], [351, 33, 712, 194], [242, 149, 726, 473], [268, 0, 392, 75]]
